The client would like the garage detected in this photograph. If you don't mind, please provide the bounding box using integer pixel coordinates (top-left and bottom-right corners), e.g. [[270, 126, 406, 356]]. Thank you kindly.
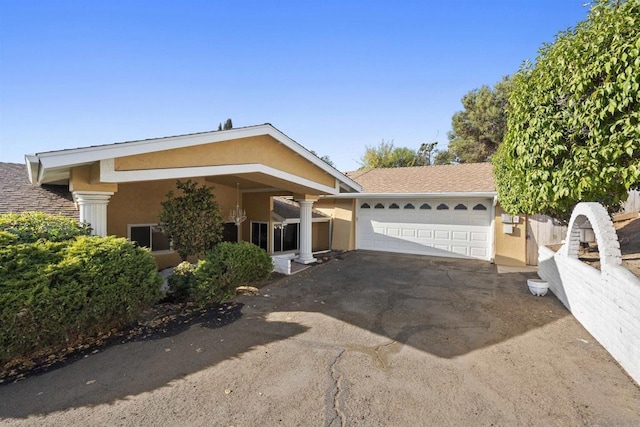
[[356, 198, 494, 260]]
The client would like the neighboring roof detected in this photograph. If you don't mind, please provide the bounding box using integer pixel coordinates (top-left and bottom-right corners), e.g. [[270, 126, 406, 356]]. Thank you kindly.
[[26, 123, 362, 193], [272, 197, 328, 220], [346, 163, 496, 194], [0, 162, 78, 219]]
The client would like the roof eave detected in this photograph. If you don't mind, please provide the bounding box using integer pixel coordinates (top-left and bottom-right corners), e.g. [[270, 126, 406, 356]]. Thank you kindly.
[[322, 191, 498, 199]]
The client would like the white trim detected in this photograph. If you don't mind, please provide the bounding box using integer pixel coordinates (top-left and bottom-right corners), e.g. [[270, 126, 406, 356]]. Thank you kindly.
[[28, 124, 362, 192], [325, 191, 497, 199], [99, 159, 340, 195]]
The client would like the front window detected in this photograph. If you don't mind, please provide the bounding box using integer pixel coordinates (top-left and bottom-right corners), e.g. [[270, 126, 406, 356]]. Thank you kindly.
[[128, 224, 171, 252], [251, 222, 268, 251], [274, 223, 299, 252]]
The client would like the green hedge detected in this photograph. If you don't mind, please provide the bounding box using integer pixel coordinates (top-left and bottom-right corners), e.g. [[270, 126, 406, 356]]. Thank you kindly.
[[0, 212, 91, 243], [0, 235, 161, 363], [169, 242, 273, 304]]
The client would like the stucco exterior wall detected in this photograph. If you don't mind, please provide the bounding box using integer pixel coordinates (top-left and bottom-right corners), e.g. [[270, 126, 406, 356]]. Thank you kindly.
[[114, 135, 335, 189], [315, 198, 355, 251], [241, 193, 272, 244], [107, 178, 240, 269], [493, 203, 527, 266], [69, 165, 118, 193], [312, 221, 330, 252]]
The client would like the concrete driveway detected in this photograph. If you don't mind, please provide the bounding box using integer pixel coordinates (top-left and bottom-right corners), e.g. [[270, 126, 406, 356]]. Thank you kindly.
[[1, 251, 639, 426]]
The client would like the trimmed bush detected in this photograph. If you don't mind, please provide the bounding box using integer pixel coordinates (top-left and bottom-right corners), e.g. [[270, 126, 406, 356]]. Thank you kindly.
[[169, 242, 273, 304], [0, 236, 161, 363], [167, 261, 197, 301], [0, 212, 91, 243]]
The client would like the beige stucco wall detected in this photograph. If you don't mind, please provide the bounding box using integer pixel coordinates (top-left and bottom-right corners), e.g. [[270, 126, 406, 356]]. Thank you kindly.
[[69, 165, 118, 192], [114, 135, 335, 189], [241, 193, 272, 245], [314, 198, 355, 251], [493, 203, 527, 266], [107, 178, 243, 269], [312, 221, 330, 252]]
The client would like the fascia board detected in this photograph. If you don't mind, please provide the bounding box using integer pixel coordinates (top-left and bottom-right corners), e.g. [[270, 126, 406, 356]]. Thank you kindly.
[[322, 192, 498, 199], [100, 159, 340, 195], [32, 124, 362, 192]]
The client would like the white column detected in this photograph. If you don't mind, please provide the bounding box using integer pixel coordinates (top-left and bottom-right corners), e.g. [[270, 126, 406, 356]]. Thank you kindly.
[[295, 199, 317, 264], [73, 191, 114, 237]]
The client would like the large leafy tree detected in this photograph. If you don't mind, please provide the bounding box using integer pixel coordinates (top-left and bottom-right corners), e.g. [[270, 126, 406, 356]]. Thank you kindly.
[[436, 76, 512, 164], [159, 180, 224, 260], [494, 0, 640, 221], [360, 140, 424, 168]]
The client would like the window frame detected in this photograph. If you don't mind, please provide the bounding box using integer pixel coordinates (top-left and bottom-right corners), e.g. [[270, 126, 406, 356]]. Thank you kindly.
[[127, 223, 173, 254]]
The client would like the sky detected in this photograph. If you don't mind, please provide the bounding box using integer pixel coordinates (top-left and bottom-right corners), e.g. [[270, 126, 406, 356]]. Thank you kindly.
[[0, 0, 590, 172]]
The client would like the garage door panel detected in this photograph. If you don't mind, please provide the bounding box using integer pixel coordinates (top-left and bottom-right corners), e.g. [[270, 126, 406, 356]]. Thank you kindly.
[[357, 199, 493, 261]]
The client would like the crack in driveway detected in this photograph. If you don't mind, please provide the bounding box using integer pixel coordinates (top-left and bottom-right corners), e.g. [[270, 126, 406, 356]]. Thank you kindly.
[[327, 349, 346, 427]]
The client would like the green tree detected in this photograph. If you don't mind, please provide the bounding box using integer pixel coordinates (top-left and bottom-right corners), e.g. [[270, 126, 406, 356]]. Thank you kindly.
[[438, 76, 512, 164], [360, 140, 423, 168], [159, 180, 224, 260], [494, 0, 640, 221], [417, 141, 439, 165], [223, 118, 233, 130], [310, 150, 336, 168]]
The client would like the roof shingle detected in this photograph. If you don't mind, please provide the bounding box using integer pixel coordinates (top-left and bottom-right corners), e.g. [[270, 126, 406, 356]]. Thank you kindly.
[[0, 162, 78, 219], [346, 163, 495, 193]]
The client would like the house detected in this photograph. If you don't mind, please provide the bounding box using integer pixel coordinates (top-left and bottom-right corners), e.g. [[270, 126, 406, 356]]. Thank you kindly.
[[14, 124, 530, 268]]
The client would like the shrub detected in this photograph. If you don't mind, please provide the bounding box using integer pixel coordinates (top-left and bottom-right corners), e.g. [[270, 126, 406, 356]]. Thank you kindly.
[[0, 212, 91, 243], [0, 236, 162, 363], [170, 242, 273, 304], [167, 261, 197, 301]]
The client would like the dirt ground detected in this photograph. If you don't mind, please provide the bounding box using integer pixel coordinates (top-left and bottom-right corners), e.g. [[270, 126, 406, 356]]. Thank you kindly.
[[1, 251, 638, 426]]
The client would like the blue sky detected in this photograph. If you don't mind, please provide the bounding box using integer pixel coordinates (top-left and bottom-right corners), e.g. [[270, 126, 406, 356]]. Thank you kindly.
[[0, 0, 589, 172]]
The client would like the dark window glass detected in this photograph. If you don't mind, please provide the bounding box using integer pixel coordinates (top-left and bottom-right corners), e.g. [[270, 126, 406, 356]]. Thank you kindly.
[[151, 225, 171, 250], [454, 204, 467, 210], [473, 204, 487, 211], [374, 203, 385, 209], [420, 203, 431, 210], [360, 203, 370, 209], [130, 226, 151, 248], [222, 223, 238, 242], [437, 203, 449, 210], [404, 203, 415, 209], [389, 203, 399, 209]]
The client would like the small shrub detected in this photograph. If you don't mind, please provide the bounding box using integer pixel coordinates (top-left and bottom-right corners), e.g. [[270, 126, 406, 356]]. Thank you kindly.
[[0, 236, 162, 363], [167, 261, 197, 301], [190, 242, 273, 304], [0, 212, 91, 243]]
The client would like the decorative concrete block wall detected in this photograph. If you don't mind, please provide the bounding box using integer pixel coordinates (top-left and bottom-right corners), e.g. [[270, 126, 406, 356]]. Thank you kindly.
[[538, 202, 640, 385]]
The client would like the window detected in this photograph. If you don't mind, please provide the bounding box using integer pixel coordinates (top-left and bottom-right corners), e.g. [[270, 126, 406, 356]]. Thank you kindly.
[[274, 223, 299, 252], [222, 222, 238, 242], [404, 203, 415, 209], [129, 224, 171, 252], [251, 222, 268, 251], [473, 204, 487, 211], [374, 203, 385, 209], [420, 203, 432, 210], [454, 203, 467, 210], [360, 203, 371, 209], [437, 203, 449, 210], [389, 203, 400, 209]]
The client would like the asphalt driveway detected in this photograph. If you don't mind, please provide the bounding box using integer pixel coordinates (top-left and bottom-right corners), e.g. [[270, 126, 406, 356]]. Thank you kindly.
[[1, 251, 639, 426]]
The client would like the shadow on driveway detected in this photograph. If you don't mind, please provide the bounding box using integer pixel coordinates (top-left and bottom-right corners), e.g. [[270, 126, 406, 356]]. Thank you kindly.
[[1, 250, 569, 419]]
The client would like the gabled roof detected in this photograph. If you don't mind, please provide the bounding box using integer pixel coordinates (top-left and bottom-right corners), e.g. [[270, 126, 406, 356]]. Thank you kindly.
[[346, 163, 496, 195], [0, 162, 78, 219], [26, 123, 362, 194]]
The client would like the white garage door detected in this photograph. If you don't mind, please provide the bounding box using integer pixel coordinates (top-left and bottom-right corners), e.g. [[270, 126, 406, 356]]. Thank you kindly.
[[356, 199, 493, 260]]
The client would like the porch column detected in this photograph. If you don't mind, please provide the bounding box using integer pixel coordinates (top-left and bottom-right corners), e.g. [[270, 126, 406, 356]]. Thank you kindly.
[[73, 191, 114, 237], [295, 199, 317, 264]]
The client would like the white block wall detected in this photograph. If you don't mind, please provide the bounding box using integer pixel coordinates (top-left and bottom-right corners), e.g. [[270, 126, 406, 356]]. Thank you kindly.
[[538, 203, 640, 385]]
